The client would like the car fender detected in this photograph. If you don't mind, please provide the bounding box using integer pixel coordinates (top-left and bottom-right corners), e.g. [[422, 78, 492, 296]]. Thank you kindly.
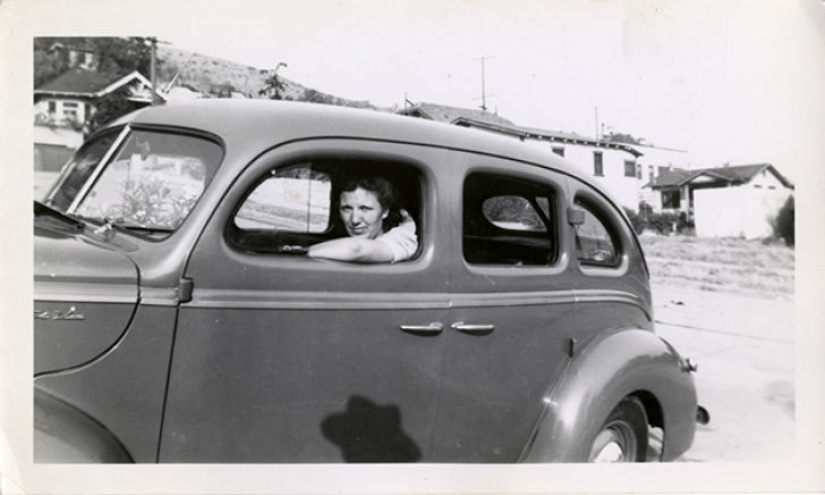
[[34, 388, 132, 463], [521, 328, 698, 462]]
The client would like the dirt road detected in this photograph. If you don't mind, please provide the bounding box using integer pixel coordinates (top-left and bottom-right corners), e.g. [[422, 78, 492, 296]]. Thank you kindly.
[[651, 283, 795, 462]]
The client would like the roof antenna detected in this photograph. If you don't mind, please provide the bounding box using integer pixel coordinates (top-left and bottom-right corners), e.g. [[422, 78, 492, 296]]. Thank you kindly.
[[472, 55, 495, 112]]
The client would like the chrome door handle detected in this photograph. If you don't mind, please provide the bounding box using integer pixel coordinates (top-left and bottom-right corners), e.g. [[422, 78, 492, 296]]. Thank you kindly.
[[400, 322, 444, 336], [451, 321, 495, 335]]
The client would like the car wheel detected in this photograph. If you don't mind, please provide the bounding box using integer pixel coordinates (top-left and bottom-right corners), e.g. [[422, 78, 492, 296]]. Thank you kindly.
[[587, 397, 648, 462]]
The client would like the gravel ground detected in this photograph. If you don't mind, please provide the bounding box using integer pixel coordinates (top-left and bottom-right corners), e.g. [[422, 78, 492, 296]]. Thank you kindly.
[[652, 283, 795, 462]]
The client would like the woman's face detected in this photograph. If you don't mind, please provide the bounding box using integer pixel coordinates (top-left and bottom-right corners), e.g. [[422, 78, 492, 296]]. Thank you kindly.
[[339, 187, 389, 239]]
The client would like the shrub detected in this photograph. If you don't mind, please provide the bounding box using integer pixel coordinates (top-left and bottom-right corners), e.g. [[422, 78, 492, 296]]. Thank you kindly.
[[623, 207, 645, 234], [625, 201, 693, 235], [773, 195, 794, 246]]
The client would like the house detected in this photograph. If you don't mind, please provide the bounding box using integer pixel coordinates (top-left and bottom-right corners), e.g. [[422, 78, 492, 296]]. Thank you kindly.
[[645, 163, 794, 239], [400, 102, 644, 210], [33, 68, 162, 171], [399, 101, 517, 127]]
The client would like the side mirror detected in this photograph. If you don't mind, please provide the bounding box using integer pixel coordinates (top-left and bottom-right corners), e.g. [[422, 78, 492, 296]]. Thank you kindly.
[[567, 207, 585, 226]]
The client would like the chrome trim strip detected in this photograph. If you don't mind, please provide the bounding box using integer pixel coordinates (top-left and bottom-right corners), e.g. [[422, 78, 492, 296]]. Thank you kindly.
[[140, 287, 180, 307], [573, 288, 643, 306], [449, 290, 577, 308], [34, 282, 137, 304], [187, 289, 452, 310]]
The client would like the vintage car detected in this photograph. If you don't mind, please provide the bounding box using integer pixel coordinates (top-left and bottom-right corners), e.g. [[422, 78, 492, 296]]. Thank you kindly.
[[34, 99, 704, 463]]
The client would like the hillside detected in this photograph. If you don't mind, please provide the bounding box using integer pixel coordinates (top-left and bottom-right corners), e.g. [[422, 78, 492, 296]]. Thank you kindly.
[[156, 45, 380, 110]]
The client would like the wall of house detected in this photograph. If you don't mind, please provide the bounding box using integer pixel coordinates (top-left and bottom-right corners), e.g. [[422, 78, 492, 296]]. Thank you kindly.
[[522, 139, 640, 210], [34, 98, 90, 126], [693, 184, 792, 239]]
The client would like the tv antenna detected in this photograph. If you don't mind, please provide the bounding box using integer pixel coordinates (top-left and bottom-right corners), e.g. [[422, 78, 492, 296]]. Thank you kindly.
[[472, 55, 495, 112]]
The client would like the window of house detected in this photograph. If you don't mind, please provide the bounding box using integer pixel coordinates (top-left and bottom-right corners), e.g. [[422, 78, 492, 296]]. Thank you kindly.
[[62, 101, 79, 120], [648, 165, 654, 180], [552, 146, 565, 157], [662, 190, 681, 209], [463, 173, 557, 266], [48, 101, 56, 113], [573, 199, 620, 267], [593, 152, 604, 177], [636, 164, 642, 180], [228, 160, 422, 258], [624, 161, 636, 177]]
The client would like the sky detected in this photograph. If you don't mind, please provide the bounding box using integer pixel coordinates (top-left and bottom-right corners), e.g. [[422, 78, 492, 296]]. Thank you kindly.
[[3, 0, 824, 180], [157, 0, 825, 180]]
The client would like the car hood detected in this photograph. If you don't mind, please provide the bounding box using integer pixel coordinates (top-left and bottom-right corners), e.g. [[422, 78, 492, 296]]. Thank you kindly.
[[34, 224, 140, 375]]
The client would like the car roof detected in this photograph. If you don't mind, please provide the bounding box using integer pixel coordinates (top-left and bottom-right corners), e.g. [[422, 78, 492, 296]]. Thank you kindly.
[[112, 99, 605, 194]]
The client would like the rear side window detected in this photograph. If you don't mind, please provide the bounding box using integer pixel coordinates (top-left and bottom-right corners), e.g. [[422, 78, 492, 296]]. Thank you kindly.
[[574, 199, 620, 267], [463, 173, 557, 266]]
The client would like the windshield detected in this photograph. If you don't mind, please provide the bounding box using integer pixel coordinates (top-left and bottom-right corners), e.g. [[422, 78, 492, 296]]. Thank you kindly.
[[47, 127, 223, 233]]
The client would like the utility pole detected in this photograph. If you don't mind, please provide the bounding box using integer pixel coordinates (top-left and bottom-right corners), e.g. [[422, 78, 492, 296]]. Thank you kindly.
[[593, 106, 600, 140], [146, 37, 170, 105], [148, 37, 158, 105], [473, 55, 495, 112]]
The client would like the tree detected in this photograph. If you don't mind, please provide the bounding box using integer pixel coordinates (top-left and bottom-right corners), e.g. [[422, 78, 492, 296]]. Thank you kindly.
[[86, 87, 144, 136], [606, 132, 644, 145], [34, 37, 155, 88], [259, 67, 287, 100], [34, 38, 71, 87], [773, 195, 794, 247]]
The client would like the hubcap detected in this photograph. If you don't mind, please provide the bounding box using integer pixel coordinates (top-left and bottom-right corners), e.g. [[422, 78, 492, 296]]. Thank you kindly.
[[589, 423, 636, 462]]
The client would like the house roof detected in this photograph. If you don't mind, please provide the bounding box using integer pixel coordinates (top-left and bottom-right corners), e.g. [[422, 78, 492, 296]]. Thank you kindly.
[[34, 68, 163, 102], [452, 117, 644, 157], [400, 102, 515, 127], [400, 101, 642, 157], [647, 163, 794, 189], [36, 67, 117, 94]]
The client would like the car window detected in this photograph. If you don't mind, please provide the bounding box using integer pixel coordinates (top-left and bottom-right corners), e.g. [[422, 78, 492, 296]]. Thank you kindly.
[[46, 130, 120, 211], [574, 199, 620, 267], [463, 173, 557, 266], [234, 164, 331, 233], [73, 129, 222, 232], [228, 159, 422, 258]]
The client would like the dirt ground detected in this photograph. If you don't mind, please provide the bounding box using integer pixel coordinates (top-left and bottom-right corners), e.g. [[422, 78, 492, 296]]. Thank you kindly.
[[651, 283, 795, 462]]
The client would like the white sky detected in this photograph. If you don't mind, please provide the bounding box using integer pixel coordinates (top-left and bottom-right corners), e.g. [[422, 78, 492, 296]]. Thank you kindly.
[[2, 0, 824, 180], [158, 0, 825, 180]]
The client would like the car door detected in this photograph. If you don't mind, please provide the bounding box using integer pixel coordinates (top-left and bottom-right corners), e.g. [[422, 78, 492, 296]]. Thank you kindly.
[[428, 156, 582, 462], [159, 139, 452, 462]]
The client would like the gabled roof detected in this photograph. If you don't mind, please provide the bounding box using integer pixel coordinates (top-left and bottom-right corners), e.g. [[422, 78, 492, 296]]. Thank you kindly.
[[36, 67, 116, 94], [648, 163, 794, 189], [34, 68, 163, 102], [400, 102, 515, 127]]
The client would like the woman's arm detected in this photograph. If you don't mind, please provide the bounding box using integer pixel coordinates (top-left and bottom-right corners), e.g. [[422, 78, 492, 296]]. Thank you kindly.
[[307, 236, 395, 263], [308, 209, 417, 263]]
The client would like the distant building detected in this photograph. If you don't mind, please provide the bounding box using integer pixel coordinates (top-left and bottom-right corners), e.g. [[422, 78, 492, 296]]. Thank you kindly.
[[33, 68, 161, 171], [645, 163, 794, 238], [401, 102, 648, 210]]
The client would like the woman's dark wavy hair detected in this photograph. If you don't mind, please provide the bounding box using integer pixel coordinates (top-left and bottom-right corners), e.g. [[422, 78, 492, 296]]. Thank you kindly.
[[337, 176, 402, 232]]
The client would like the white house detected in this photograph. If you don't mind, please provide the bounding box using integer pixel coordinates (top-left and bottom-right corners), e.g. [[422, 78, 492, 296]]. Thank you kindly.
[[33, 68, 162, 171], [645, 163, 794, 238]]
